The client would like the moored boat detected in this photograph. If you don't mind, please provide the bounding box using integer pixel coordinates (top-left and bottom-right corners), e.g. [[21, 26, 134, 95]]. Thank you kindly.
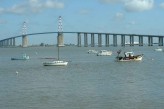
[[11, 53, 30, 60], [43, 44, 68, 66], [87, 49, 98, 54], [154, 47, 163, 51], [116, 50, 143, 62], [43, 60, 68, 66], [97, 50, 112, 56]]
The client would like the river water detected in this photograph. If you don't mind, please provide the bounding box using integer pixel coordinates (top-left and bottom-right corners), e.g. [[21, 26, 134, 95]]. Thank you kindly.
[[0, 46, 164, 109]]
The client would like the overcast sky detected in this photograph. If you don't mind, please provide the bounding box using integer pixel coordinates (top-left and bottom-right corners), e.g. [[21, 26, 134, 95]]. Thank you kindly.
[[0, 0, 164, 44]]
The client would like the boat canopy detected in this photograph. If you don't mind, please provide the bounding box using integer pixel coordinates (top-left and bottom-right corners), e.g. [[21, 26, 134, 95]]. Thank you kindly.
[[124, 52, 134, 57]]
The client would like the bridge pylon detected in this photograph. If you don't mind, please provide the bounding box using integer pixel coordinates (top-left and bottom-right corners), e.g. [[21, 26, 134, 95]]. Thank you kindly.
[[22, 21, 28, 47], [57, 16, 64, 47]]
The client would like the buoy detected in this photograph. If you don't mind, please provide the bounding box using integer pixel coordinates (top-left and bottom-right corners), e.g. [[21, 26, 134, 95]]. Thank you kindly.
[[16, 71, 19, 74]]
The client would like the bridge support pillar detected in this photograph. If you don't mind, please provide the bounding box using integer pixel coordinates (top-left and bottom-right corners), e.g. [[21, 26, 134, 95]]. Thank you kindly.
[[0, 41, 2, 47], [148, 36, 153, 46], [57, 33, 64, 47], [105, 34, 109, 47], [3, 40, 5, 46], [77, 33, 81, 47], [5, 40, 7, 46], [91, 33, 95, 47], [10, 38, 16, 47], [130, 35, 134, 46], [121, 35, 125, 46], [9, 39, 12, 46], [139, 36, 143, 46], [1, 41, 3, 47], [4, 40, 9, 47], [113, 34, 117, 46], [6, 40, 9, 47], [1, 41, 4, 47], [1, 40, 4, 47], [5, 40, 8, 46], [2, 40, 5, 46], [22, 35, 28, 47], [2, 41, 4, 46], [98, 34, 102, 47], [84, 33, 88, 47], [13, 38, 15, 46], [158, 37, 163, 46]]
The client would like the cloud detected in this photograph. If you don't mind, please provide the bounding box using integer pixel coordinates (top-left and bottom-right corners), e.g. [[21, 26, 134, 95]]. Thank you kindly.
[[128, 21, 136, 25], [0, 19, 7, 24], [124, 0, 154, 12], [100, 0, 123, 3], [0, 0, 64, 14], [7, 4, 28, 14], [114, 12, 124, 20], [160, 2, 164, 9], [99, 0, 154, 12], [29, 0, 64, 12], [0, 7, 4, 14], [79, 9, 90, 15]]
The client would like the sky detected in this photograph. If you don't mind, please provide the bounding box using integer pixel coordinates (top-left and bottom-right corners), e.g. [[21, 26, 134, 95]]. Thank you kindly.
[[0, 0, 164, 45]]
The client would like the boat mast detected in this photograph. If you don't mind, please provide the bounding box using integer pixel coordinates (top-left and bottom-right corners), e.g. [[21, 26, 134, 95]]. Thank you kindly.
[[57, 16, 63, 60], [58, 44, 59, 60]]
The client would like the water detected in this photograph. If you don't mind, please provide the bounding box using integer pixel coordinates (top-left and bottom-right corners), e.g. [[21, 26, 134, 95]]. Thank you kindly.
[[0, 46, 164, 109]]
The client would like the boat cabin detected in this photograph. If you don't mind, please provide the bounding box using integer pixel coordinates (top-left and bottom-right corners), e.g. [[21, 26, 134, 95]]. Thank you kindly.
[[124, 52, 134, 57]]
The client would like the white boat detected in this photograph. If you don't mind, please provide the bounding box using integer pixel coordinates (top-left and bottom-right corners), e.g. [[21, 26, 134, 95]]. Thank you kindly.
[[154, 47, 163, 51], [116, 50, 143, 62], [125, 41, 139, 45], [43, 45, 68, 66], [11, 53, 30, 60], [87, 49, 98, 54], [43, 60, 68, 66], [97, 50, 112, 56]]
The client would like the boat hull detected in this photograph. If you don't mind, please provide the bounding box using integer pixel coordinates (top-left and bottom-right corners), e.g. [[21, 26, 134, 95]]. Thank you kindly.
[[155, 49, 163, 51], [116, 56, 143, 62], [87, 50, 98, 54], [43, 61, 68, 66], [97, 50, 112, 56], [11, 58, 29, 60], [11, 56, 30, 60], [97, 53, 112, 56]]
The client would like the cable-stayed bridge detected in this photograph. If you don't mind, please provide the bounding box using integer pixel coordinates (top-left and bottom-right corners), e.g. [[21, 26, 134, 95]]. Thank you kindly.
[[0, 31, 164, 47], [0, 16, 164, 47]]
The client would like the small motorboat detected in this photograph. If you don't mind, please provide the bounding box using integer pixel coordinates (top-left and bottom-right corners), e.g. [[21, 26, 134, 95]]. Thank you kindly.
[[116, 50, 143, 62], [154, 47, 163, 51], [87, 49, 98, 54], [11, 53, 30, 60], [97, 50, 112, 56]]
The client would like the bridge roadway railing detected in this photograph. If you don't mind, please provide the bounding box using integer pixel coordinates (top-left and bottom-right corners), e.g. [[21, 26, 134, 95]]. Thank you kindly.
[[0, 32, 164, 47]]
